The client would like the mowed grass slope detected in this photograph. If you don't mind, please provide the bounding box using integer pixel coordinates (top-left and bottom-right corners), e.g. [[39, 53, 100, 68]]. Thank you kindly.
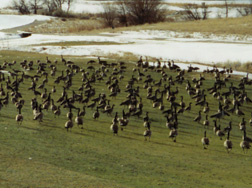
[[0, 51, 252, 188]]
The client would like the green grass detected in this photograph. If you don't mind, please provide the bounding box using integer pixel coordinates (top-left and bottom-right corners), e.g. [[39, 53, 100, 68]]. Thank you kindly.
[[0, 51, 252, 188]]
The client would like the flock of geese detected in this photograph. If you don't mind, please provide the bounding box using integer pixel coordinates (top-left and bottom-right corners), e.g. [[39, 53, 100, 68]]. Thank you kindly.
[[0, 55, 252, 153]]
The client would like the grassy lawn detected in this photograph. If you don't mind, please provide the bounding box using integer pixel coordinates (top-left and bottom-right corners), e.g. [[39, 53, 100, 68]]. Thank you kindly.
[[0, 51, 252, 187]]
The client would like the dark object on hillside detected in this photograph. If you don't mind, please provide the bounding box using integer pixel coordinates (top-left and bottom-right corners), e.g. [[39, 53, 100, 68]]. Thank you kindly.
[[19, 32, 32, 38]]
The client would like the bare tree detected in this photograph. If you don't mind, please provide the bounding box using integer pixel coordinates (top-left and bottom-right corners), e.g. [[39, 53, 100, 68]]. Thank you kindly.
[[183, 3, 209, 20], [43, 0, 58, 13], [102, 3, 118, 28], [54, 0, 66, 10], [29, 0, 43, 14], [66, 0, 73, 13], [118, 1, 128, 26], [237, 0, 252, 16], [119, 0, 165, 25], [12, 0, 30, 14], [224, 0, 228, 18], [201, 3, 208, 20]]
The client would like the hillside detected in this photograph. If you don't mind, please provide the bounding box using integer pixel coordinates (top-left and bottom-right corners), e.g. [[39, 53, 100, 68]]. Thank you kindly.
[[0, 51, 252, 188]]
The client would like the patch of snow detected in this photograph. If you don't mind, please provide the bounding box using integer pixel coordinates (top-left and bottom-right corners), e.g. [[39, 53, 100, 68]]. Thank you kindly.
[[166, 5, 184, 11], [0, 15, 52, 30], [2, 30, 252, 65], [0, 32, 21, 40], [62, 0, 105, 13], [0, 0, 12, 8]]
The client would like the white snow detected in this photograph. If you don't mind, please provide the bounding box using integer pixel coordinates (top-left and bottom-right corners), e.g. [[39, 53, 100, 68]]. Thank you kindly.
[[0, 0, 12, 8], [62, 0, 105, 13], [0, 15, 52, 30], [0, 32, 21, 40], [1, 30, 252, 66]]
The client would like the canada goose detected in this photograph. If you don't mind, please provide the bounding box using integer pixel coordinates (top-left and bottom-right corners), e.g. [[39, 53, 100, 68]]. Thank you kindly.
[[179, 96, 185, 108], [143, 120, 150, 128], [215, 125, 225, 140], [213, 120, 218, 133], [203, 115, 209, 127], [110, 121, 118, 136], [42, 100, 50, 110], [201, 131, 209, 149], [136, 56, 143, 67], [131, 107, 142, 118], [46, 56, 51, 64], [33, 104, 43, 122], [236, 105, 244, 116], [152, 101, 159, 108], [41, 88, 47, 99], [112, 112, 118, 124], [79, 106, 86, 117], [185, 102, 192, 111], [87, 101, 96, 109], [239, 118, 246, 131], [249, 112, 252, 126], [31, 98, 38, 111], [169, 128, 178, 142], [119, 117, 129, 131], [143, 121, 151, 141], [242, 130, 252, 143], [195, 95, 207, 107], [50, 99, 57, 111], [143, 112, 149, 122], [15, 99, 24, 109], [65, 117, 73, 132], [165, 115, 174, 129], [54, 106, 61, 117], [203, 102, 209, 113], [224, 131, 232, 153], [244, 93, 252, 103], [240, 131, 251, 153], [98, 56, 107, 65], [103, 104, 115, 116], [194, 111, 201, 123], [66, 107, 73, 119], [148, 89, 159, 101], [210, 103, 230, 119], [93, 107, 100, 120], [144, 129, 152, 141], [224, 121, 232, 133], [51, 86, 56, 93], [118, 111, 129, 131], [16, 107, 23, 125], [137, 97, 143, 109], [177, 107, 184, 114], [2, 92, 9, 106], [75, 108, 83, 128]]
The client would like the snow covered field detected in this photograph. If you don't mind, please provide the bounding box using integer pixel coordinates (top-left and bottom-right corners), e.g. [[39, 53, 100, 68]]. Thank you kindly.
[[1, 28, 252, 65], [0, 13, 252, 65], [0, 15, 52, 30]]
